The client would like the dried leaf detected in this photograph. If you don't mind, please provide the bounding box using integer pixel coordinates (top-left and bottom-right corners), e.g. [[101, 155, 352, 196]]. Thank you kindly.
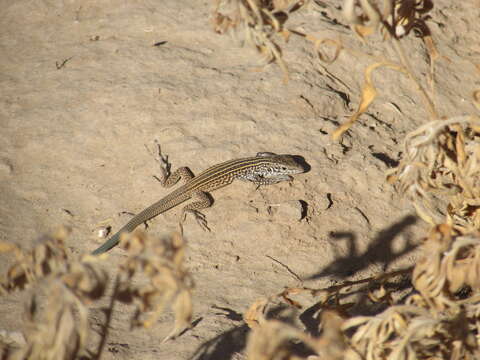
[[244, 298, 268, 329], [333, 62, 405, 140]]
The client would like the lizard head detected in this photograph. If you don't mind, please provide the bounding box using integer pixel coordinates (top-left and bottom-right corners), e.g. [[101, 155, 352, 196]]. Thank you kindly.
[[268, 154, 306, 175], [249, 153, 306, 185], [256, 152, 306, 175]]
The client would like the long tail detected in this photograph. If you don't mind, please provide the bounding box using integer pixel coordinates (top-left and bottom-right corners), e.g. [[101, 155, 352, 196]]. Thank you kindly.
[[91, 188, 189, 255], [92, 231, 123, 255], [92, 213, 150, 255]]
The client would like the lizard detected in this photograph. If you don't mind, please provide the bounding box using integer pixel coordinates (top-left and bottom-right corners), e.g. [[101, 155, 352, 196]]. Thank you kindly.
[[92, 143, 305, 255]]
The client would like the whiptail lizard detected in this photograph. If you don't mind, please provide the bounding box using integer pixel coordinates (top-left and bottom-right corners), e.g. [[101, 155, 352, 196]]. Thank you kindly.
[[92, 146, 305, 255]]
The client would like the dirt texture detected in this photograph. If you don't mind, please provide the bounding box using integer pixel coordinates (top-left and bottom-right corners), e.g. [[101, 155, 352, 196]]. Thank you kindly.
[[1, 0, 479, 359]]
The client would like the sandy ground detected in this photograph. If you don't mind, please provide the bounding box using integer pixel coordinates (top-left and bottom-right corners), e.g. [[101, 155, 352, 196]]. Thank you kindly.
[[1, 0, 479, 359]]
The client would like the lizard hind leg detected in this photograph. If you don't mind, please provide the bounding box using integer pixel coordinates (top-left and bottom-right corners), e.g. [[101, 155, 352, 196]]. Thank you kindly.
[[179, 191, 212, 233]]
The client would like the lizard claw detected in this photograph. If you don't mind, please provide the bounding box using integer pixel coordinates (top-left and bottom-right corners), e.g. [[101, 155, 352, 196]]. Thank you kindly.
[[147, 139, 172, 185], [154, 140, 170, 177], [182, 209, 210, 232]]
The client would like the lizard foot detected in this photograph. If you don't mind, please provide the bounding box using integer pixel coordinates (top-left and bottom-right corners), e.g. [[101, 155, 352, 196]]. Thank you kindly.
[[182, 209, 211, 232]]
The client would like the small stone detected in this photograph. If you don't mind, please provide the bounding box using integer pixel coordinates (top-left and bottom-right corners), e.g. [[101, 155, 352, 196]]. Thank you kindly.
[[318, 193, 333, 211], [0, 158, 13, 175], [97, 226, 111, 238], [0, 329, 26, 346], [268, 200, 305, 221]]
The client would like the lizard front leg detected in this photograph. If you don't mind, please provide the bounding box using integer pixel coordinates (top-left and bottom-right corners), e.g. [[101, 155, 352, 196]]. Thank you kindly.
[[150, 139, 194, 187]]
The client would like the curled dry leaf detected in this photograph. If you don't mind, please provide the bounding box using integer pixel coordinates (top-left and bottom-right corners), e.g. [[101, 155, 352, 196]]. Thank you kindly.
[[342, 302, 476, 360], [244, 298, 269, 329], [444, 236, 480, 293], [411, 224, 452, 310], [304, 36, 343, 64], [333, 61, 405, 140], [473, 90, 480, 111]]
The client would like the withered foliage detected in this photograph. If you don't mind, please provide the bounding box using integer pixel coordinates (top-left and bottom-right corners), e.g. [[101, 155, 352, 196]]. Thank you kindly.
[[212, 0, 308, 82], [0, 228, 70, 294], [211, 0, 438, 137], [342, 0, 433, 40], [0, 2, 478, 359], [12, 279, 91, 360], [245, 298, 352, 360], [387, 116, 480, 234], [0, 230, 193, 359], [333, 0, 438, 140], [237, 64, 479, 358], [244, 225, 480, 360], [115, 232, 194, 341], [0, 228, 107, 360], [244, 112, 480, 359]]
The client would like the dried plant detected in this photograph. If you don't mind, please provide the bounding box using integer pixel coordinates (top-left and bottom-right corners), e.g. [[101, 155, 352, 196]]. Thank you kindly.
[[233, 2, 480, 357], [212, 0, 438, 134], [244, 225, 480, 360], [0, 228, 107, 360], [344, 225, 480, 360], [11, 279, 91, 360], [0, 228, 70, 294], [387, 115, 480, 234], [114, 231, 194, 341], [212, 0, 308, 82], [1, 2, 478, 360], [244, 299, 352, 360], [342, 0, 433, 40], [0, 230, 193, 359], [333, 0, 438, 140]]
